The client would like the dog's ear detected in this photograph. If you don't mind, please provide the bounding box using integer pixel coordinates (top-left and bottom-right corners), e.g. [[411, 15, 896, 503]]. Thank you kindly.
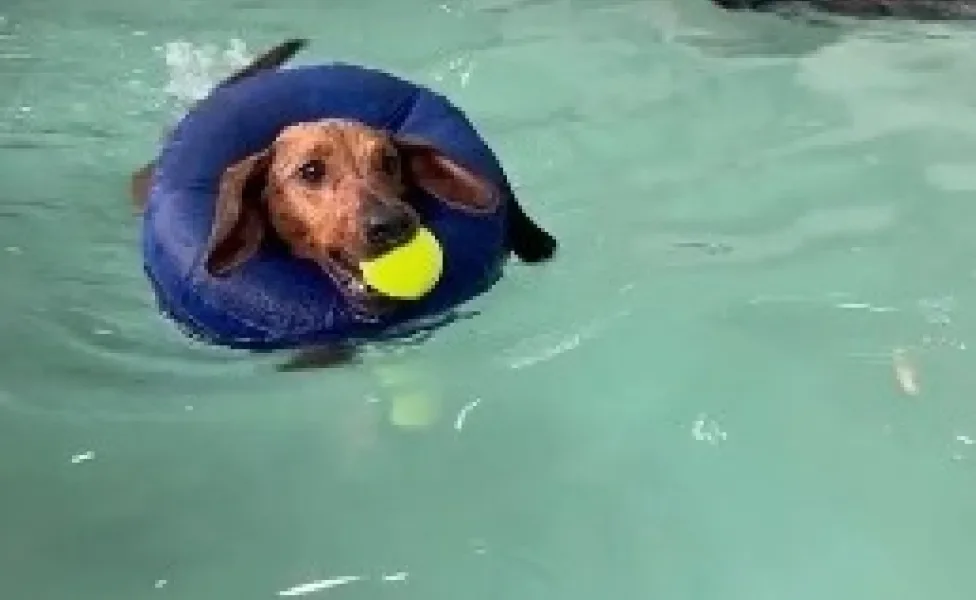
[[203, 149, 272, 277], [130, 161, 155, 211], [393, 135, 500, 215]]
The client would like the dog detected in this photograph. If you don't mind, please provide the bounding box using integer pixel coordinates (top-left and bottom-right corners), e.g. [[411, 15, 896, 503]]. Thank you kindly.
[[132, 39, 556, 367], [200, 119, 520, 314], [710, 0, 976, 20]]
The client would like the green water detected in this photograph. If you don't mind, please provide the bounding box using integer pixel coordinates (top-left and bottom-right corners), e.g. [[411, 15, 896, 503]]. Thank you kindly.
[[3, 1, 976, 598]]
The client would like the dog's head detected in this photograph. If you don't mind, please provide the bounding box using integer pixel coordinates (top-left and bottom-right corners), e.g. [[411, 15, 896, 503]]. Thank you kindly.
[[203, 119, 500, 312]]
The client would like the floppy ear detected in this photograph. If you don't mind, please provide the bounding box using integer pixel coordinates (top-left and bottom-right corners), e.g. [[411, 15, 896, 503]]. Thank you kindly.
[[393, 135, 500, 214], [203, 149, 272, 277], [130, 160, 155, 212]]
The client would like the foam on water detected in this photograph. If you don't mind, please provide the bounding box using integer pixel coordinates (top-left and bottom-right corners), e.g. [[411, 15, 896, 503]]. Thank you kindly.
[[160, 38, 252, 105]]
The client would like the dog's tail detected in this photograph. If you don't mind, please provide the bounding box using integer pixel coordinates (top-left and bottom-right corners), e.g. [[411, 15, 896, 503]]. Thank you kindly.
[[501, 178, 557, 263], [506, 197, 557, 263], [217, 38, 309, 89]]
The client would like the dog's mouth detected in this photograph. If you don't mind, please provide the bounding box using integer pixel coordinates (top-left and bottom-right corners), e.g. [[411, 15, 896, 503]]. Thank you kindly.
[[325, 249, 400, 316], [327, 250, 367, 293]]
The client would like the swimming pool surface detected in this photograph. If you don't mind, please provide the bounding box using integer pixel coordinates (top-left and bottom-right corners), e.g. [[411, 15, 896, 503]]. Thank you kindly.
[[2, 1, 976, 598]]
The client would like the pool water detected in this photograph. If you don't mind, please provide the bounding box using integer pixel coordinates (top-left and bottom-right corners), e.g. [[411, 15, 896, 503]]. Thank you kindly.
[[3, 1, 976, 598]]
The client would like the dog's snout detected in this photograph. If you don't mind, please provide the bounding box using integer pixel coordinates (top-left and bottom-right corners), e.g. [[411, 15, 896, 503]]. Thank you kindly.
[[362, 197, 416, 256]]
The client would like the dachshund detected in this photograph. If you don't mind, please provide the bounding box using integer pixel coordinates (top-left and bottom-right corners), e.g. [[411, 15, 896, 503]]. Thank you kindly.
[[131, 39, 556, 364], [202, 119, 526, 316], [710, 0, 976, 20]]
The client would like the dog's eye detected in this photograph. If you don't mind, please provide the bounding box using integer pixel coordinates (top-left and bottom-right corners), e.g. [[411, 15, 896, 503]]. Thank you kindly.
[[297, 159, 327, 184]]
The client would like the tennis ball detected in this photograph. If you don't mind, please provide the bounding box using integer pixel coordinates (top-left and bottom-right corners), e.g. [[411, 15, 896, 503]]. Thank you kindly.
[[359, 227, 443, 300]]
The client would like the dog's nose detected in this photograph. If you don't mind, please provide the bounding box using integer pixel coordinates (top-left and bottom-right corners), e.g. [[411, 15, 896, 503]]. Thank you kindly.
[[362, 198, 417, 255]]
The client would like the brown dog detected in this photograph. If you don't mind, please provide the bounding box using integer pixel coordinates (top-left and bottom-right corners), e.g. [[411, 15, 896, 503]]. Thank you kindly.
[[132, 39, 556, 359], [201, 119, 511, 315]]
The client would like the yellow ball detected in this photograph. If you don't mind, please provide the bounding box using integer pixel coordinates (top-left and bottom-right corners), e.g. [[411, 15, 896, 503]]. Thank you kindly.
[[359, 227, 444, 300]]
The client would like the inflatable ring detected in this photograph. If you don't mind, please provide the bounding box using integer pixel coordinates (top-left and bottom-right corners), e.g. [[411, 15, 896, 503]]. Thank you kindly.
[[142, 64, 508, 351]]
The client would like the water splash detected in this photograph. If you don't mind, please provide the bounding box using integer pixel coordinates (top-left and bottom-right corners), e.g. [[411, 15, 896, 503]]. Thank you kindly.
[[160, 38, 252, 105], [70, 450, 95, 464], [277, 576, 362, 597], [276, 571, 409, 596], [692, 414, 728, 445], [454, 397, 482, 431]]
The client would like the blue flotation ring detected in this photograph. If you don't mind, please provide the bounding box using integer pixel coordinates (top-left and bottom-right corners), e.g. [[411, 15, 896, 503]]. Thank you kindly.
[[142, 64, 508, 351]]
